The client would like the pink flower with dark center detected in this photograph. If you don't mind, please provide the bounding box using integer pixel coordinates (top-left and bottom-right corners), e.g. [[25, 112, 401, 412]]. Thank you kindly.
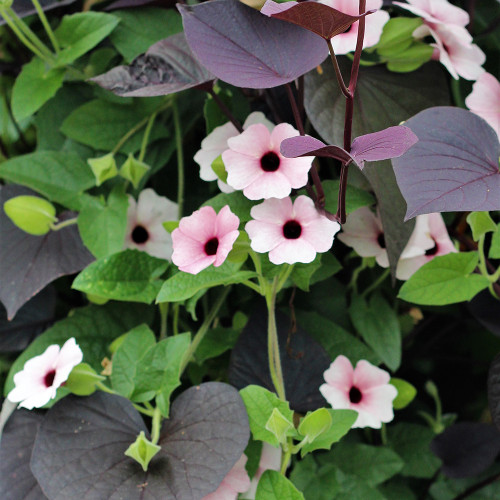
[[336, 206, 389, 268], [465, 72, 500, 138], [245, 196, 340, 265], [203, 454, 251, 500], [396, 213, 456, 280], [172, 205, 240, 274], [320, 355, 397, 429], [124, 188, 178, 260], [318, 0, 389, 54], [222, 123, 313, 200], [194, 112, 274, 193], [7, 338, 83, 410]]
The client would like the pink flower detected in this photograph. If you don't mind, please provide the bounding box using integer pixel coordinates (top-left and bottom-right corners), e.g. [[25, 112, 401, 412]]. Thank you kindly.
[[7, 338, 83, 410], [172, 205, 240, 274], [194, 112, 274, 193], [320, 355, 397, 429], [245, 196, 340, 265], [240, 443, 281, 500], [124, 188, 178, 260], [318, 0, 390, 55], [222, 123, 313, 200], [336, 206, 389, 268], [203, 454, 251, 500], [396, 212, 456, 280], [465, 72, 500, 138]]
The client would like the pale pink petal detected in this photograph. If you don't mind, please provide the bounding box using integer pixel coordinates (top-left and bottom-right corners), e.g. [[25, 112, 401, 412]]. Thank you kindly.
[[226, 123, 272, 158], [320, 383, 352, 408], [53, 338, 83, 388], [394, 0, 469, 28], [269, 123, 299, 150], [171, 232, 204, 266], [249, 197, 293, 225], [17, 388, 55, 410], [466, 72, 500, 138], [214, 230, 240, 266], [245, 220, 285, 253], [323, 355, 354, 389], [301, 218, 340, 253], [278, 157, 313, 190], [243, 111, 275, 132], [179, 255, 217, 274], [178, 206, 217, 242], [353, 359, 391, 391], [215, 205, 241, 236], [396, 255, 428, 280], [400, 214, 434, 259], [203, 455, 250, 500], [360, 384, 398, 421], [269, 239, 316, 264], [135, 189, 177, 225], [243, 171, 293, 200], [240, 444, 281, 500], [223, 151, 264, 191], [352, 407, 385, 429]]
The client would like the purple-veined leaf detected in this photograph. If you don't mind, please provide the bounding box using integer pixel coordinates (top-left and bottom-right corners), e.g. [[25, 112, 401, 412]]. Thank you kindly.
[[392, 107, 500, 220], [105, 0, 174, 10], [92, 32, 215, 97], [31, 384, 249, 500], [281, 126, 418, 169], [261, 0, 373, 40], [0, 185, 93, 320], [0, 0, 77, 26], [179, 0, 328, 89], [489, 353, 500, 432], [469, 290, 500, 338]]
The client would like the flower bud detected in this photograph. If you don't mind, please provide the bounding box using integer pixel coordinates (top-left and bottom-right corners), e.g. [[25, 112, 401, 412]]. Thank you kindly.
[[3, 195, 56, 235], [87, 153, 117, 186], [124, 431, 161, 471], [119, 154, 150, 189]]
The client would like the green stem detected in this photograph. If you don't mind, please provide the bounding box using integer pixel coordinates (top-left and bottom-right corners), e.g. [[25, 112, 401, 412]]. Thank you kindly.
[[150, 406, 162, 445], [348, 258, 369, 294], [138, 111, 157, 163], [180, 287, 231, 373], [30, 0, 60, 53], [172, 303, 180, 336], [96, 381, 115, 394], [280, 438, 293, 475], [159, 302, 169, 340], [50, 217, 78, 231], [133, 403, 154, 417], [361, 269, 390, 298], [111, 115, 151, 155], [242, 280, 263, 294], [249, 249, 267, 294], [172, 97, 184, 219], [380, 423, 388, 445], [277, 264, 294, 291], [266, 277, 286, 401]]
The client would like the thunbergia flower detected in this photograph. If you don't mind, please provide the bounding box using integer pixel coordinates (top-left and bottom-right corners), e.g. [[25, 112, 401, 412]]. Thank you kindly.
[[202, 454, 251, 500], [194, 111, 274, 193], [320, 355, 397, 429], [124, 188, 178, 260], [7, 338, 83, 410], [240, 443, 282, 500], [318, 0, 389, 54], [465, 72, 500, 139], [396, 212, 456, 280], [172, 205, 240, 274], [245, 196, 340, 265], [222, 123, 313, 200], [336, 206, 389, 268]]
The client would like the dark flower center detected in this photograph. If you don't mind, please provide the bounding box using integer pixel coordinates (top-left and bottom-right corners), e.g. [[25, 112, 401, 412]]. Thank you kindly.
[[44, 370, 56, 388], [132, 225, 149, 244], [377, 233, 386, 249], [425, 239, 438, 256], [260, 152, 280, 172], [283, 220, 302, 239], [349, 386, 362, 404], [204, 237, 219, 256]]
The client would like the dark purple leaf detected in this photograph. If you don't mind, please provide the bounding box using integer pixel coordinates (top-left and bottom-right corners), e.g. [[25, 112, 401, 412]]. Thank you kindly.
[[261, 0, 373, 40], [0, 0, 77, 26], [0, 410, 46, 500], [489, 353, 500, 431], [91, 32, 215, 97], [229, 302, 331, 413], [31, 384, 249, 499], [305, 59, 449, 271], [469, 290, 500, 338], [105, 0, 175, 10], [0, 185, 93, 320], [0, 287, 56, 353], [392, 107, 500, 220], [280, 126, 418, 169], [179, 0, 328, 89], [430, 422, 500, 478]]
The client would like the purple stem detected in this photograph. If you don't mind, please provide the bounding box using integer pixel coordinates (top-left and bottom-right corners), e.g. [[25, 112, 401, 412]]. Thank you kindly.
[[207, 88, 243, 133]]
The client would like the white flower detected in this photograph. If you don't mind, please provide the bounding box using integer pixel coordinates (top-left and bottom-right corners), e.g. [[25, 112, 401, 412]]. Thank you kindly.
[[124, 188, 178, 260], [7, 338, 83, 410]]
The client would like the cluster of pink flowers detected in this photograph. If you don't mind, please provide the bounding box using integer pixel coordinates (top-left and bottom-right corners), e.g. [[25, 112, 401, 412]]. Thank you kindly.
[[338, 206, 456, 280], [395, 0, 485, 80]]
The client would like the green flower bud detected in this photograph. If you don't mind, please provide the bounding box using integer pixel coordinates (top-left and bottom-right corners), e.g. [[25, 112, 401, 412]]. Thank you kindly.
[[3, 195, 56, 235], [65, 363, 105, 396], [86, 293, 109, 305], [87, 153, 117, 186], [124, 431, 161, 471], [119, 154, 150, 189]]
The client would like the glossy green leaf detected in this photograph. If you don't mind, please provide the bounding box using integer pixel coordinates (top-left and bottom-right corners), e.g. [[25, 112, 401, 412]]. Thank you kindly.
[[466, 211, 497, 241], [256, 470, 305, 500], [211, 154, 228, 183], [72, 249, 168, 304], [194, 327, 239, 363], [390, 378, 417, 410], [398, 252, 490, 305], [490, 223, 500, 259], [322, 179, 375, 215], [11, 58, 65, 121], [203, 191, 255, 223], [375, 17, 423, 56], [298, 408, 332, 443], [157, 261, 256, 303]]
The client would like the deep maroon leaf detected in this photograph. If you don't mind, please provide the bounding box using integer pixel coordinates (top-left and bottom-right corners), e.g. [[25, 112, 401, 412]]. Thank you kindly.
[[489, 353, 500, 432], [179, 0, 328, 89], [105, 0, 175, 10], [91, 32, 215, 97], [305, 59, 449, 271], [31, 384, 249, 499], [0, 185, 93, 320], [0, 287, 56, 353], [261, 0, 373, 40], [0, 0, 77, 25], [392, 107, 500, 220], [0, 410, 46, 500], [468, 290, 500, 338], [228, 302, 331, 413], [430, 422, 500, 478]]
